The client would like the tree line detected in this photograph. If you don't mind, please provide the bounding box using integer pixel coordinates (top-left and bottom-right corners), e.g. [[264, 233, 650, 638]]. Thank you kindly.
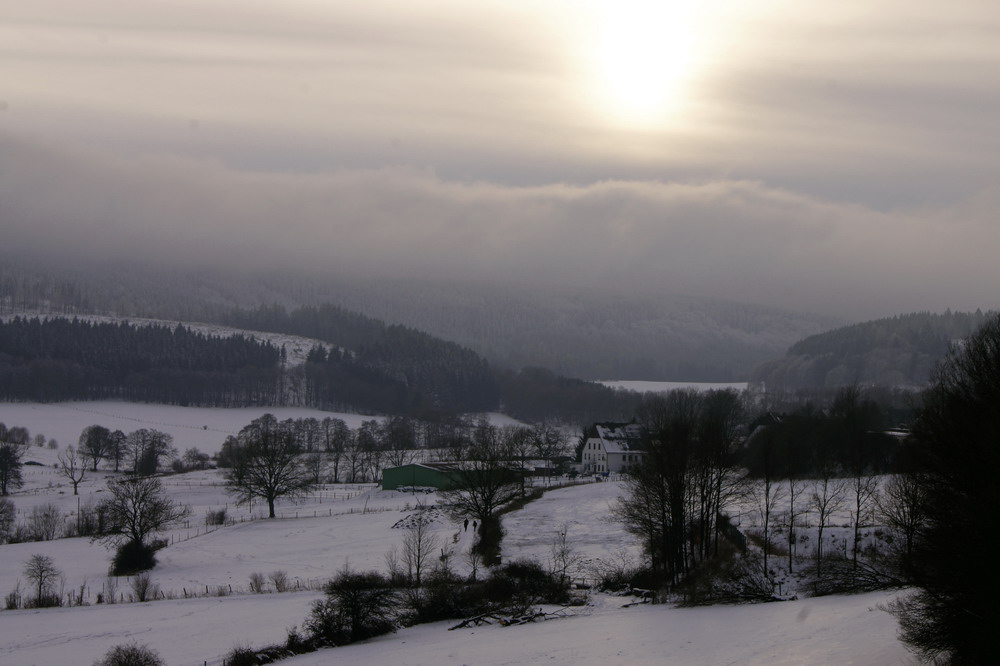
[[0, 317, 281, 405], [751, 309, 993, 391]]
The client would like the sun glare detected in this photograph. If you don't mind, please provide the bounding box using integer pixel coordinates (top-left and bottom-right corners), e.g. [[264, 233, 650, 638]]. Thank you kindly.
[[591, 0, 700, 128]]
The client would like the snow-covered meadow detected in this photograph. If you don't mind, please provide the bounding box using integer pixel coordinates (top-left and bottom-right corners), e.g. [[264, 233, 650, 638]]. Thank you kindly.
[[0, 403, 912, 665], [0, 402, 377, 458]]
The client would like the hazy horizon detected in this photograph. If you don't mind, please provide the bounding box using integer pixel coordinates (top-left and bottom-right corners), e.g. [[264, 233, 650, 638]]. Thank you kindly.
[[3, 1, 999, 320]]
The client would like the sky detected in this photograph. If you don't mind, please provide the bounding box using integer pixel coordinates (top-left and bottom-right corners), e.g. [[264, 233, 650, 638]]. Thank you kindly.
[[1, 0, 999, 318]]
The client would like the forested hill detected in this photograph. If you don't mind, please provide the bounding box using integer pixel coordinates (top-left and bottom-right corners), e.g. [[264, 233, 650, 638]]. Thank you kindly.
[[0, 259, 839, 382], [223, 304, 499, 414], [750, 310, 992, 391], [0, 317, 280, 404]]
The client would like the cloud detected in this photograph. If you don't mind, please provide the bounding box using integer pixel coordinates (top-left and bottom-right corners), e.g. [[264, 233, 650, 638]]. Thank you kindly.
[[1, 133, 997, 319]]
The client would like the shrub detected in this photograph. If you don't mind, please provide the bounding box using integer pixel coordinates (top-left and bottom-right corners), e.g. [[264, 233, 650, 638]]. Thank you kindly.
[[248, 571, 266, 594], [75, 499, 109, 538], [223, 644, 259, 666], [0, 498, 14, 544], [111, 541, 157, 576], [306, 570, 397, 646], [93, 642, 165, 666], [590, 549, 645, 593], [27, 503, 64, 541], [5, 581, 21, 610], [675, 548, 776, 606], [205, 508, 227, 526], [270, 570, 289, 593], [471, 515, 504, 567], [130, 572, 159, 602], [402, 567, 489, 625], [482, 558, 570, 611]]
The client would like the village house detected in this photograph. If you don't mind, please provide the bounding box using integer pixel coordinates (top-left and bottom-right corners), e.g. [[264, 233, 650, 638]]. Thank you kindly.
[[580, 422, 645, 474]]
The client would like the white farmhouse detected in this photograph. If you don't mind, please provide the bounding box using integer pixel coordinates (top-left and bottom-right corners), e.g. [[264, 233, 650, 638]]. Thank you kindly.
[[580, 422, 645, 474]]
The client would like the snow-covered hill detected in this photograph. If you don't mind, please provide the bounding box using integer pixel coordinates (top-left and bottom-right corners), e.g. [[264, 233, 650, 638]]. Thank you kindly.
[[0, 464, 911, 665]]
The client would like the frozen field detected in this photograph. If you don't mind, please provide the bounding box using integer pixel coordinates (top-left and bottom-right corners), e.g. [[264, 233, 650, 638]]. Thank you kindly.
[[0, 402, 375, 457], [0, 403, 910, 665], [0, 473, 912, 665]]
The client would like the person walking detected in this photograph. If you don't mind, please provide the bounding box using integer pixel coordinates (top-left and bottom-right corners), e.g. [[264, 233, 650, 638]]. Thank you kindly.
[[464, 518, 469, 532]]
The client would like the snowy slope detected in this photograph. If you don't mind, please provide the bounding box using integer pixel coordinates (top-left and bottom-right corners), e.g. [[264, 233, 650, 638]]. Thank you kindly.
[[283, 590, 911, 666], [0, 402, 376, 456], [0, 414, 911, 666]]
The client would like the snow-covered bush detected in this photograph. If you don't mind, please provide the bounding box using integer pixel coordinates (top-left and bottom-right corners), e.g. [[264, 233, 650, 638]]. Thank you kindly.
[[306, 569, 398, 646], [93, 642, 165, 666]]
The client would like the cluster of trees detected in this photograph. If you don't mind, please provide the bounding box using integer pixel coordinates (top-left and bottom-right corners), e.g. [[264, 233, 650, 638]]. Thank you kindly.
[[227, 304, 499, 414], [614, 386, 930, 595], [751, 309, 992, 391], [740, 387, 903, 478], [0, 317, 281, 405], [0, 422, 58, 496], [219, 414, 568, 523], [887, 313, 1000, 663], [613, 389, 745, 586], [74, 425, 177, 476], [497, 366, 642, 424]]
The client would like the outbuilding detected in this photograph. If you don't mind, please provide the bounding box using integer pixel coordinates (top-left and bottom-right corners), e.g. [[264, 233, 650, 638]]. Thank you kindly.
[[381, 462, 462, 490]]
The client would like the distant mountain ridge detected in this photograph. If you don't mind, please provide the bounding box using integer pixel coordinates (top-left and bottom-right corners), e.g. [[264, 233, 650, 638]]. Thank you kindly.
[[750, 310, 993, 391], [0, 258, 841, 382]]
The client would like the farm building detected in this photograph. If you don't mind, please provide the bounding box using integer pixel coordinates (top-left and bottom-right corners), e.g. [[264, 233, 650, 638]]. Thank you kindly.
[[381, 462, 462, 490]]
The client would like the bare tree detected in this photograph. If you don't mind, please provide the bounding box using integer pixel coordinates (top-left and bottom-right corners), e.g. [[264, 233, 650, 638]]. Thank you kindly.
[[58, 446, 86, 495], [100, 476, 190, 549], [810, 474, 847, 574], [849, 474, 879, 567], [321, 417, 351, 483], [304, 452, 327, 485], [439, 424, 522, 525], [745, 476, 786, 575], [124, 429, 175, 476], [877, 473, 927, 565], [23, 554, 61, 606], [401, 515, 439, 587], [181, 447, 211, 471], [28, 503, 63, 541], [78, 425, 112, 471], [549, 523, 582, 585], [615, 390, 701, 584], [784, 479, 806, 573], [529, 423, 567, 484], [439, 424, 523, 565], [224, 414, 314, 518]]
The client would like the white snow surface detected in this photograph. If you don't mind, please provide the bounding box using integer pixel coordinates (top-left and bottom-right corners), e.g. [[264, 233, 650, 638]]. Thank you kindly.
[[0, 405, 910, 665], [283, 590, 910, 666], [598, 380, 748, 393], [0, 402, 374, 456]]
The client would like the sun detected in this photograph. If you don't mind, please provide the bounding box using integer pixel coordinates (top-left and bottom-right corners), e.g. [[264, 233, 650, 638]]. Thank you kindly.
[[591, 1, 700, 128]]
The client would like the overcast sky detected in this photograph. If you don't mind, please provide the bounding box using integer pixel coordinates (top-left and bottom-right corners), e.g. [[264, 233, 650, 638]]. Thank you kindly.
[[2, 0, 999, 318]]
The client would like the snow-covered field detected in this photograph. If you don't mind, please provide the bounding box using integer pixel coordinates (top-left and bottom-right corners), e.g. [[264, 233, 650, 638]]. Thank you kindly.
[[0, 402, 523, 458], [598, 380, 748, 393], [1, 476, 912, 665], [0, 402, 375, 457], [0, 403, 910, 665]]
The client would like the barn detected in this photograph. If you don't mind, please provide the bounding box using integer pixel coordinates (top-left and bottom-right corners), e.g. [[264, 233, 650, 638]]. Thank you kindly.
[[381, 462, 462, 490]]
